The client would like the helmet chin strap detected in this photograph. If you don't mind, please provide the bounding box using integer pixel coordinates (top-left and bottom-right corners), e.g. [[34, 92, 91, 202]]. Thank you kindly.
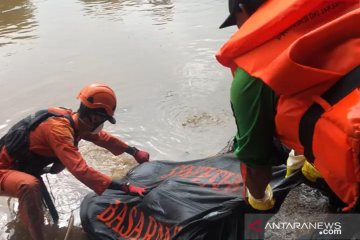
[[90, 123, 104, 134]]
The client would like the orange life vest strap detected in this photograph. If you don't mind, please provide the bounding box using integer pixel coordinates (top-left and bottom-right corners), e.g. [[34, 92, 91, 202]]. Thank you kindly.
[[300, 66, 360, 162]]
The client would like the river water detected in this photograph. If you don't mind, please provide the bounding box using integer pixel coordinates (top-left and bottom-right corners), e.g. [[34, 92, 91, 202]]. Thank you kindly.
[[0, 0, 237, 239]]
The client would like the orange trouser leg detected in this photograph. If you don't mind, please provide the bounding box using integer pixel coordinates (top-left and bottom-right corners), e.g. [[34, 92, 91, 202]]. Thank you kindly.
[[0, 170, 45, 240]]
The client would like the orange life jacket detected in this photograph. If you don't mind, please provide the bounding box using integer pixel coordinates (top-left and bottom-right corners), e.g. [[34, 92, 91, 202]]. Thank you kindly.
[[217, 0, 360, 210], [0, 107, 75, 175]]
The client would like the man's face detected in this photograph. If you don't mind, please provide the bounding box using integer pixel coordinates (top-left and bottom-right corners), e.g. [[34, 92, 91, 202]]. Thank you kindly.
[[89, 113, 107, 130]]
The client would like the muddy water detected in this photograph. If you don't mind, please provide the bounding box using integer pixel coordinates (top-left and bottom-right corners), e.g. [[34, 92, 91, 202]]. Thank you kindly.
[[0, 0, 236, 239]]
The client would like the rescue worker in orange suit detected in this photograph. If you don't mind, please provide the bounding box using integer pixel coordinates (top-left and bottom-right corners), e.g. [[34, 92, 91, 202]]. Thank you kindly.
[[217, 0, 359, 211], [0, 83, 150, 240]]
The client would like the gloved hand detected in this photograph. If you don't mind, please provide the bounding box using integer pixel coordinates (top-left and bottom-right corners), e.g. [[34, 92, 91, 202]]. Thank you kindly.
[[121, 182, 147, 197], [248, 185, 275, 211], [285, 150, 306, 178], [134, 150, 150, 164], [126, 146, 150, 164], [301, 160, 322, 182]]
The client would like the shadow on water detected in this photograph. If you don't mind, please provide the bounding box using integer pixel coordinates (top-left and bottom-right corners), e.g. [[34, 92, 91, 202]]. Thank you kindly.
[[78, 0, 173, 24], [0, 0, 37, 47]]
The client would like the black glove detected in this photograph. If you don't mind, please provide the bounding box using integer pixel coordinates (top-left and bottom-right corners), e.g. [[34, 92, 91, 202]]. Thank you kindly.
[[126, 146, 150, 164]]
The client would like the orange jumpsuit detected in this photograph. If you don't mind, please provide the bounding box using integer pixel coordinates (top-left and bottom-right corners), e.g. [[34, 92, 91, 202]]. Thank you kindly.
[[0, 107, 129, 240]]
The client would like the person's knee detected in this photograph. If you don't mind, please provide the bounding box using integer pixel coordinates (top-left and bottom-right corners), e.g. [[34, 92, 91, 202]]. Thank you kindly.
[[17, 177, 41, 198]]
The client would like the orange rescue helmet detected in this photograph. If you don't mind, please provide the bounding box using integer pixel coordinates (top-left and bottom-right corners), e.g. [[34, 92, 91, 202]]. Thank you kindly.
[[77, 83, 117, 124]]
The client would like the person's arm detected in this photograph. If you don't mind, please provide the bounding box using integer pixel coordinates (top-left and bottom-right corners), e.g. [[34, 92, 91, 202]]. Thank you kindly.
[[82, 131, 128, 155], [82, 131, 150, 163], [47, 122, 111, 195]]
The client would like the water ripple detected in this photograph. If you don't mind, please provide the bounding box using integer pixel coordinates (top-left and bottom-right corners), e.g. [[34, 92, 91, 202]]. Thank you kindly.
[[79, 0, 174, 25], [0, 0, 38, 47]]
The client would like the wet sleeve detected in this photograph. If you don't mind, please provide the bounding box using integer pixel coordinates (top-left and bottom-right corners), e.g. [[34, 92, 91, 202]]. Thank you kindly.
[[47, 122, 112, 195], [81, 131, 129, 155]]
